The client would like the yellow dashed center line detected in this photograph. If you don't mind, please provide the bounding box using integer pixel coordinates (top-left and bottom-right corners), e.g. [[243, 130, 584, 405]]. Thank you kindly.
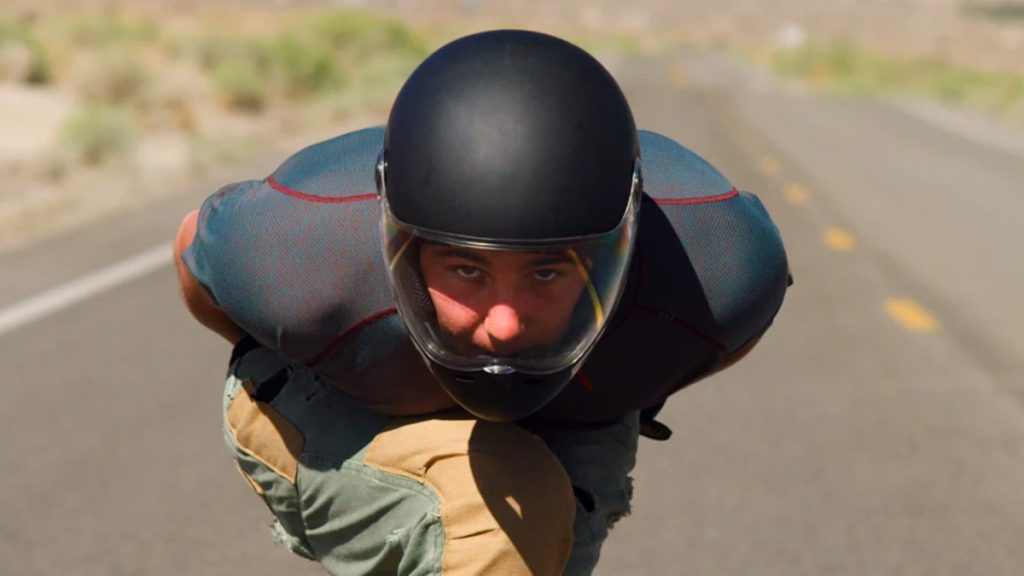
[[885, 298, 940, 333], [759, 156, 782, 175], [784, 183, 810, 205], [822, 227, 857, 252]]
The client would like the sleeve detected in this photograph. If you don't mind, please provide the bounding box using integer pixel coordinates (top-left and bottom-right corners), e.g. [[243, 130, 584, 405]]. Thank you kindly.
[[182, 177, 329, 355], [180, 129, 393, 365], [635, 130, 790, 354], [634, 188, 789, 381], [693, 189, 789, 353], [635, 191, 789, 436], [181, 177, 390, 364], [182, 179, 260, 311]]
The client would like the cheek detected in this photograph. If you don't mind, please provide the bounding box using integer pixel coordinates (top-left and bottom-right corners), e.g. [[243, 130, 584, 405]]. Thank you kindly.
[[427, 286, 480, 333], [549, 278, 586, 315], [523, 286, 581, 338], [540, 293, 577, 329]]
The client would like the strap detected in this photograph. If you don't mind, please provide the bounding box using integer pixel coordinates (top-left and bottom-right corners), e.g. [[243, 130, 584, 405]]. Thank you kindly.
[[639, 399, 673, 441], [638, 418, 673, 441], [229, 336, 291, 403], [229, 335, 261, 367]]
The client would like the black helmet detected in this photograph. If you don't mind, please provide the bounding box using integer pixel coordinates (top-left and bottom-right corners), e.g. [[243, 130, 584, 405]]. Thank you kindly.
[[378, 30, 641, 421]]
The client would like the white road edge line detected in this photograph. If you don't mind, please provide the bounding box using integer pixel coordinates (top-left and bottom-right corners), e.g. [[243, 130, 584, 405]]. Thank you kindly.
[[0, 243, 172, 336]]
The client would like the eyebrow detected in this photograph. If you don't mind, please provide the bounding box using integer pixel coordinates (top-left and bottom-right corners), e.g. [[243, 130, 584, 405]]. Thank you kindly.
[[429, 247, 574, 267], [527, 254, 574, 267], [429, 247, 489, 265]]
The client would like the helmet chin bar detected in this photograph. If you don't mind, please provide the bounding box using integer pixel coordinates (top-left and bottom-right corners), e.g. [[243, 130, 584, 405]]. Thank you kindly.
[[395, 310, 574, 421], [483, 364, 516, 375], [427, 362, 578, 422]]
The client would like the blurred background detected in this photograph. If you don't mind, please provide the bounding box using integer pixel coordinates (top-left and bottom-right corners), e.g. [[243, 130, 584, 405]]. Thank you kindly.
[[2, 0, 1023, 250], [1, 1, 1023, 574]]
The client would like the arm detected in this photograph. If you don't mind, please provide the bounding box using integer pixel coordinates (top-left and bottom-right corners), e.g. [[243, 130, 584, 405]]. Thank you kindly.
[[173, 209, 247, 345]]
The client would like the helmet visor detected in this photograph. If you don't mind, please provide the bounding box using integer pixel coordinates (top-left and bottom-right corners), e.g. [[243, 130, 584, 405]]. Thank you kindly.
[[381, 195, 638, 376]]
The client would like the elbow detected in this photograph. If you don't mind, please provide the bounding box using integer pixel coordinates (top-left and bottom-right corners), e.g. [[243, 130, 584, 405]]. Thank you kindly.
[[172, 210, 245, 344]]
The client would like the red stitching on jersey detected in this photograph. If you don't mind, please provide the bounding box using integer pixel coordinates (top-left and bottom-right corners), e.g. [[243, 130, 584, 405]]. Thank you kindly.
[[578, 368, 594, 392], [308, 308, 398, 365], [635, 304, 728, 352], [653, 188, 739, 205], [266, 175, 377, 204]]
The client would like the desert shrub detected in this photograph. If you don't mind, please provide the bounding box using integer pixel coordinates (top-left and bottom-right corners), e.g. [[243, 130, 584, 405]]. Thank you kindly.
[[61, 105, 137, 165], [190, 10, 426, 107], [963, 2, 1024, 21], [0, 16, 51, 84], [310, 10, 427, 59], [213, 58, 268, 112], [194, 35, 234, 71], [265, 34, 342, 97], [194, 35, 270, 73], [46, 13, 158, 49], [192, 32, 274, 111], [771, 42, 1024, 118], [773, 42, 884, 92], [74, 49, 149, 105], [262, 9, 429, 100]]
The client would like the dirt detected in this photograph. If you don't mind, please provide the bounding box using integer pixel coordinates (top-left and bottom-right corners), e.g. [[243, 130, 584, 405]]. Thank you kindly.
[[0, 85, 74, 165]]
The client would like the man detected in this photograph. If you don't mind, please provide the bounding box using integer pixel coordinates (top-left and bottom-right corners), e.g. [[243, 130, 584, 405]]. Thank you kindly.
[[174, 30, 790, 575]]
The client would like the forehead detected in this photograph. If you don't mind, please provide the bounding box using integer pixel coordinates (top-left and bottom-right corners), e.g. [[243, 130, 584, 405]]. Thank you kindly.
[[420, 243, 574, 267]]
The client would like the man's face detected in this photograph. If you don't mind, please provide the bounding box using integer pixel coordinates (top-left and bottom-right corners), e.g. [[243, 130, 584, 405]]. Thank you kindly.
[[418, 244, 587, 357]]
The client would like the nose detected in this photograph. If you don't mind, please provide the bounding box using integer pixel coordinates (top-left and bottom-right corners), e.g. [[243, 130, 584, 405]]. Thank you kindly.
[[483, 304, 524, 342]]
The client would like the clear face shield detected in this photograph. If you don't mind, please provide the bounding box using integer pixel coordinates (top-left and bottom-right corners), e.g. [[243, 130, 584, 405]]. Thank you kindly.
[[379, 159, 641, 377]]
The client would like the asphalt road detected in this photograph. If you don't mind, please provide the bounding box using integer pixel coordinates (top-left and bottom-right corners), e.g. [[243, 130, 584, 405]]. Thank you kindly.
[[2, 50, 1023, 575]]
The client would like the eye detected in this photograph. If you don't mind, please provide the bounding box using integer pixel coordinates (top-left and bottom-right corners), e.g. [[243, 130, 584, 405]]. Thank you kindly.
[[454, 265, 482, 279], [533, 269, 561, 282]]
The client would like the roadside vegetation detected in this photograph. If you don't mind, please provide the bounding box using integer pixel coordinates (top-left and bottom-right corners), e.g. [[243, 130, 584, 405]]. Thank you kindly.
[[0, 8, 429, 168], [0, 7, 436, 252], [962, 2, 1024, 22], [763, 42, 1024, 124], [0, 5, 662, 253], [0, 16, 51, 84]]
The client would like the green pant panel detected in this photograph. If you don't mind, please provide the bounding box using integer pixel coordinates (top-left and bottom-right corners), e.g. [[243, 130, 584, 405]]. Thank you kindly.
[[224, 355, 444, 574]]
